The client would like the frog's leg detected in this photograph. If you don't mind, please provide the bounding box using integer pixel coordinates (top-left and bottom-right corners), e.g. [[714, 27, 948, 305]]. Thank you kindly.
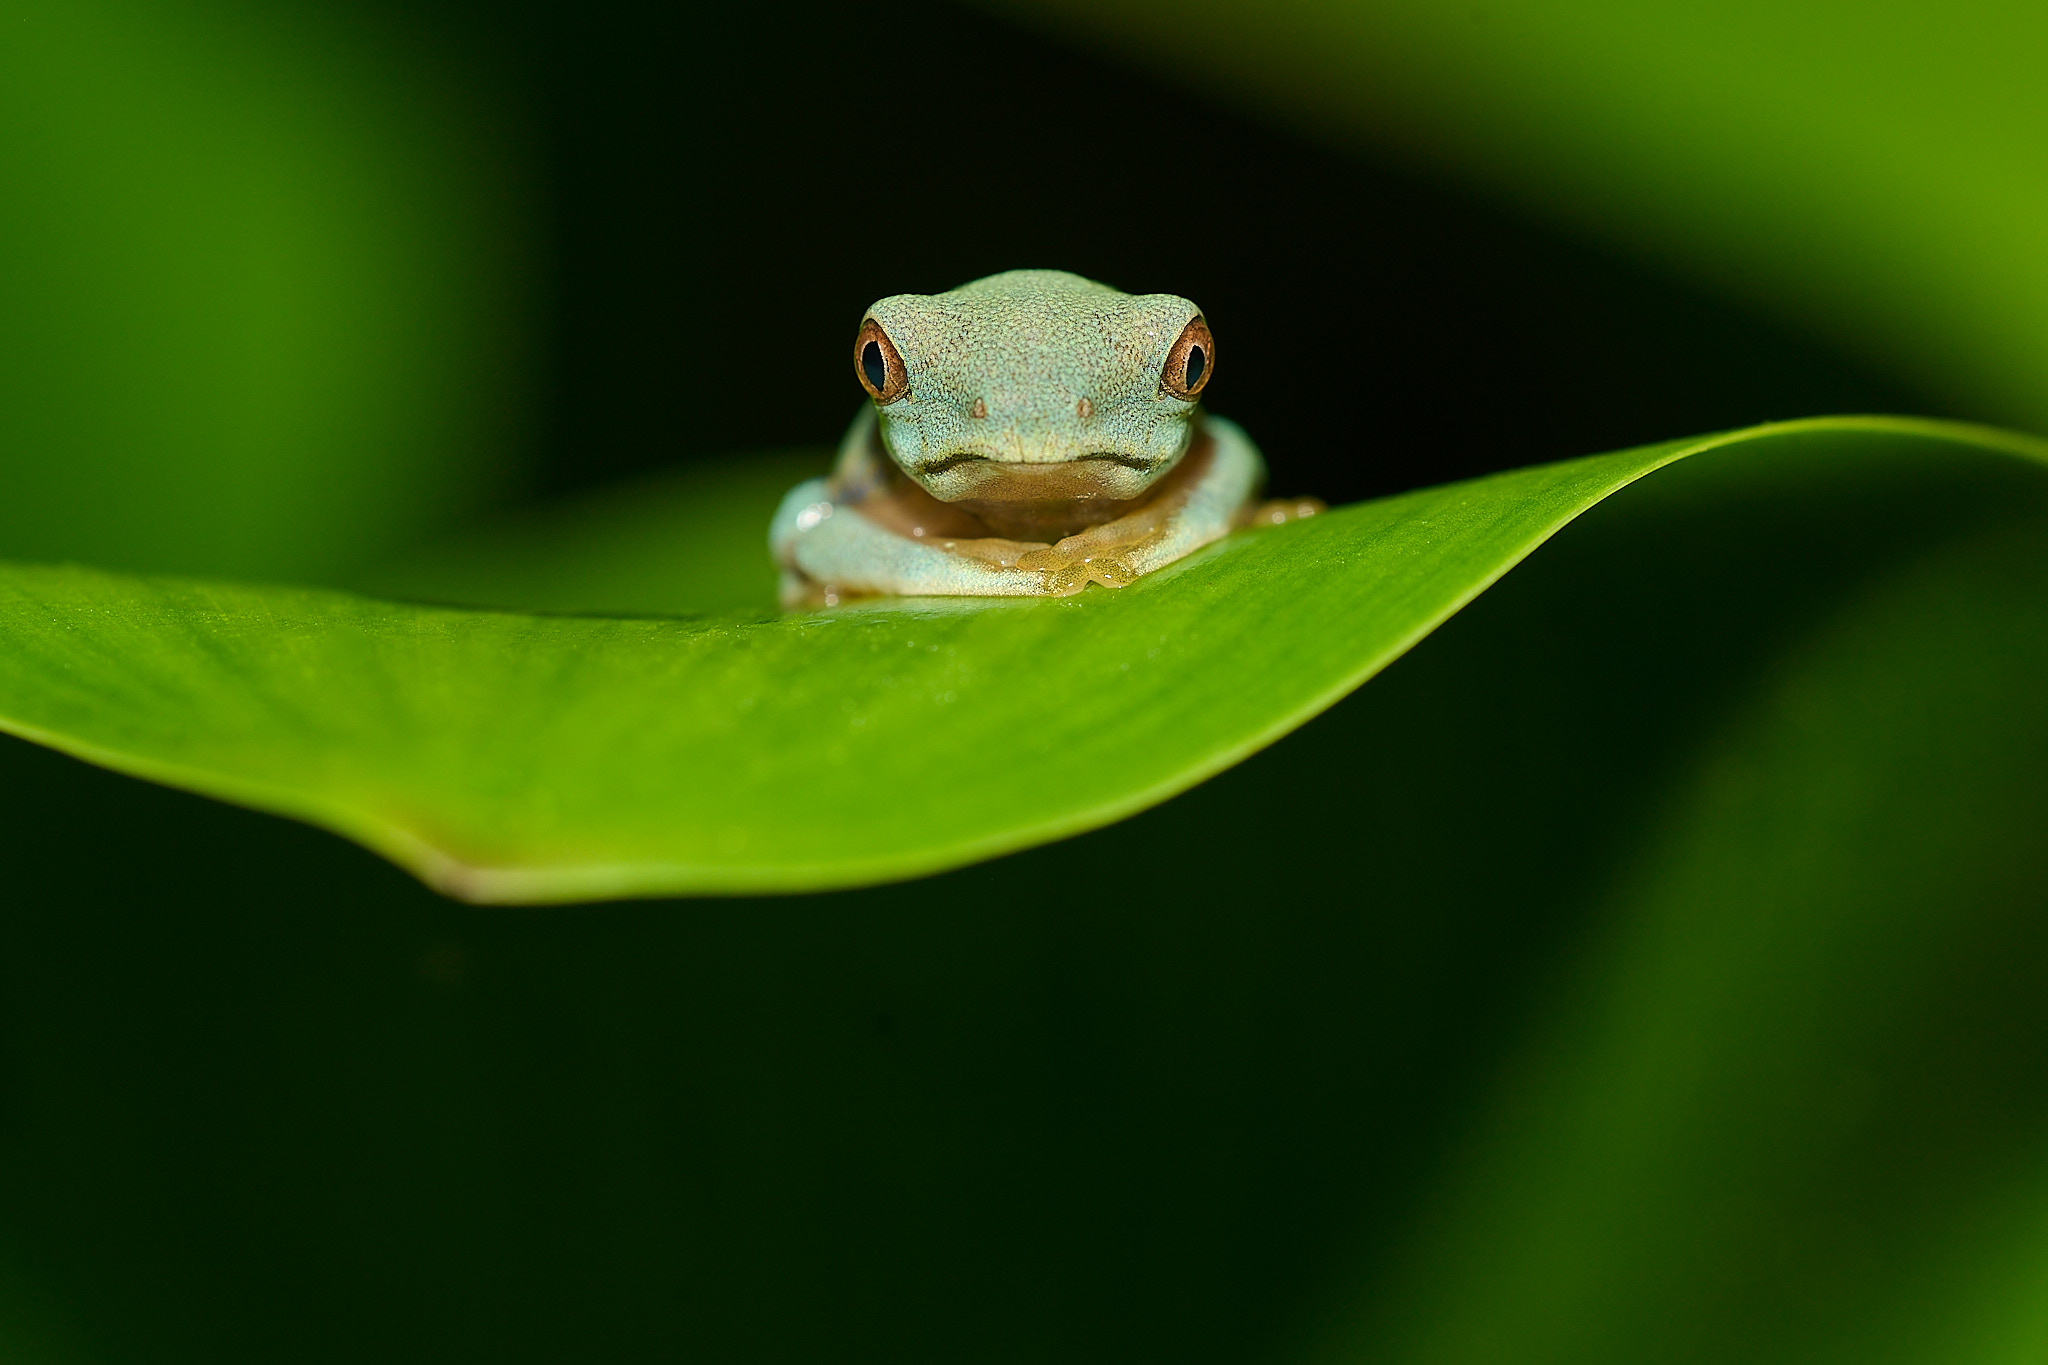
[[771, 413, 1285, 603], [771, 416, 1050, 602], [771, 475, 1054, 603]]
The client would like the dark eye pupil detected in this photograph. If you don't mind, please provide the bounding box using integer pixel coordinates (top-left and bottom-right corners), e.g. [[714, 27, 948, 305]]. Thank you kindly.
[[861, 340, 887, 392], [1185, 345, 1206, 388]]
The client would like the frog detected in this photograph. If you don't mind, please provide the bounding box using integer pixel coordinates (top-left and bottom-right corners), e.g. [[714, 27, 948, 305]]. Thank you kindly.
[[770, 269, 1318, 605]]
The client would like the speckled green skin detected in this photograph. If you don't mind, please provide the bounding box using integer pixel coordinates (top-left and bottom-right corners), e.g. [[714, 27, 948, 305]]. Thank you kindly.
[[866, 271, 1206, 496], [772, 270, 1266, 600]]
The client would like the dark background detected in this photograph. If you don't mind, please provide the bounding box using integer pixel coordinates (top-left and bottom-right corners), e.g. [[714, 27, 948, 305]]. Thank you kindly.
[[508, 0, 1946, 508], [3, 3, 2019, 1362]]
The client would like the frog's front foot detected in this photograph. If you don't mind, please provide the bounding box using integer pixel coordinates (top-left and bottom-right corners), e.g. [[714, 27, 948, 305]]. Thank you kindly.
[[1013, 522, 1160, 596]]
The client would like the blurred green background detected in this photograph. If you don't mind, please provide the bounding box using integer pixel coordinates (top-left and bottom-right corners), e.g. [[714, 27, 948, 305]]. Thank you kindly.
[[0, 0, 534, 580], [3, 0, 2047, 1360]]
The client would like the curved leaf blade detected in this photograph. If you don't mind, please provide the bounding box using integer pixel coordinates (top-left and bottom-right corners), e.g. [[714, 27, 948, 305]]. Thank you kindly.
[[0, 417, 2040, 902]]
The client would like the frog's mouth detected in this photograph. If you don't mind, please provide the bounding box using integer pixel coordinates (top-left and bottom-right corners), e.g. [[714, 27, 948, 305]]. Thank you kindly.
[[904, 445, 1195, 541], [917, 451, 1160, 476]]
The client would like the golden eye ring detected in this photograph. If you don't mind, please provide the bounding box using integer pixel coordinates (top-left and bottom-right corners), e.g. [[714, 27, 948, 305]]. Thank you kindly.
[[1160, 316, 1214, 401], [854, 317, 909, 404]]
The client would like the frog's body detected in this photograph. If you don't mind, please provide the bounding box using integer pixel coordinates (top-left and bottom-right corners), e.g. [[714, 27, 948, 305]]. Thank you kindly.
[[771, 270, 1309, 604]]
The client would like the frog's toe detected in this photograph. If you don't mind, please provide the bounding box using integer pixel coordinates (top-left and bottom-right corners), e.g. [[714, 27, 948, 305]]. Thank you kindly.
[[1014, 544, 1062, 572], [1084, 555, 1138, 588], [1043, 563, 1091, 596], [1020, 545, 1140, 595], [1242, 496, 1327, 527]]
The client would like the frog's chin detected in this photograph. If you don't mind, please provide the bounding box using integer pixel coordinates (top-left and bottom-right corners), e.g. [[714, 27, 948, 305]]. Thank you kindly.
[[907, 453, 1177, 540]]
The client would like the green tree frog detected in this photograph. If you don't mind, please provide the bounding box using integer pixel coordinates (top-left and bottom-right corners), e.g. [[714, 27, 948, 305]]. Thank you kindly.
[[771, 270, 1317, 605]]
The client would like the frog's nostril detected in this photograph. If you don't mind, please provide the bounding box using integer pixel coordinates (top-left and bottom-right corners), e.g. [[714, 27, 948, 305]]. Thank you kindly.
[[970, 398, 987, 419], [1076, 396, 1094, 420]]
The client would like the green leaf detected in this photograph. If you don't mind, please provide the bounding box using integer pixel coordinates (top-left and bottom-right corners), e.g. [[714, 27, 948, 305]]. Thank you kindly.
[[1310, 498, 2048, 1365], [0, 417, 2041, 903], [5, 409, 2048, 1361]]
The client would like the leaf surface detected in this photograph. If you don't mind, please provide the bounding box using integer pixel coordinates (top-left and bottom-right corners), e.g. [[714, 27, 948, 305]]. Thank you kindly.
[[0, 417, 2040, 902]]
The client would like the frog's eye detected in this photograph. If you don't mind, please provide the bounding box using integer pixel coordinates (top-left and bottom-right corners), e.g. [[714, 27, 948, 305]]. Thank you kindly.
[[854, 317, 909, 404], [1161, 316, 1214, 401]]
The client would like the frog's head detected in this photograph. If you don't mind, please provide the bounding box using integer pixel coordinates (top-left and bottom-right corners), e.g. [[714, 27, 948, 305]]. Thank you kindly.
[[852, 270, 1213, 532]]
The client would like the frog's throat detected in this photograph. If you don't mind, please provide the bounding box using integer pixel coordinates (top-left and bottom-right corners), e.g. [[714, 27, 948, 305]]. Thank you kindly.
[[867, 433, 1194, 543], [846, 429, 1215, 543], [921, 458, 1171, 540]]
